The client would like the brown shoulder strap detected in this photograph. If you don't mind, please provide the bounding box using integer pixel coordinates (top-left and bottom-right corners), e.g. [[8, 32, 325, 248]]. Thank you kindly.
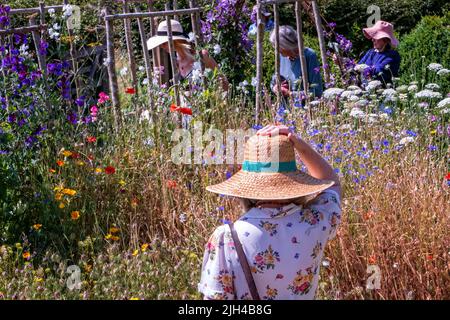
[[228, 222, 260, 300]]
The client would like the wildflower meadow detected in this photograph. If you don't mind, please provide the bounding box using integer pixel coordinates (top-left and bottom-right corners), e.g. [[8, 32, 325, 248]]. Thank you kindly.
[[0, 1, 449, 301]]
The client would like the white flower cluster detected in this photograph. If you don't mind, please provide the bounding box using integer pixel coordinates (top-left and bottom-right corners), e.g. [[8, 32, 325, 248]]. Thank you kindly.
[[395, 85, 408, 93], [366, 80, 382, 91], [251, 77, 258, 87], [323, 87, 344, 100], [188, 32, 195, 42], [437, 97, 450, 114], [19, 44, 30, 57], [62, 4, 73, 19], [237, 80, 249, 94], [119, 67, 128, 77], [414, 89, 442, 100], [48, 8, 56, 18], [437, 68, 450, 76], [407, 83, 418, 92], [354, 64, 370, 72], [437, 97, 450, 109], [427, 63, 443, 72], [213, 44, 221, 55], [48, 23, 61, 40], [349, 107, 366, 118], [424, 83, 440, 91], [398, 136, 415, 145]]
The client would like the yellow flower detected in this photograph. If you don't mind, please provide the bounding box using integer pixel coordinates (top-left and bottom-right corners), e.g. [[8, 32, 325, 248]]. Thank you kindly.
[[87, 42, 101, 47], [109, 227, 120, 234], [15, 243, 22, 249], [118, 180, 126, 186], [84, 264, 92, 273], [55, 193, 63, 201], [62, 150, 72, 157], [95, 168, 103, 173], [34, 277, 44, 283], [77, 161, 85, 166], [59, 202, 65, 209], [54, 185, 64, 192], [132, 249, 139, 256], [105, 234, 112, 240], [430, 130, 437, 135], [62, 188, 77, 196], [33, 224, 42, 231], [189, 252, 198, 260], [141, 243, 149, 252], [71, 211, 80, 220], [22, 252, 31, 260], [129, 297, 139, 300]]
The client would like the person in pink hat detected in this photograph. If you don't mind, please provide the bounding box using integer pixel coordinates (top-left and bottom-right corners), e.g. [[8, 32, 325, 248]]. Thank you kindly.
[[359, 20, 401, 85]]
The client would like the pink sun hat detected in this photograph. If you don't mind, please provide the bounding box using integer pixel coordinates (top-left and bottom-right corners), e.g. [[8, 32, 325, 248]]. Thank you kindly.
[[363, 20, 399, 47]]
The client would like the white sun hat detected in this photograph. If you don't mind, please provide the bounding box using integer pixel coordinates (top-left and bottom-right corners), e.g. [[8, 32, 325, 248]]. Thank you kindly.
[[146, 19, 189, 51]]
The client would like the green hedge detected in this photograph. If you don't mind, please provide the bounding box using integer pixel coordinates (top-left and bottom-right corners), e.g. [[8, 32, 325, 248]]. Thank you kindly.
[[398, 13, 450, 83]]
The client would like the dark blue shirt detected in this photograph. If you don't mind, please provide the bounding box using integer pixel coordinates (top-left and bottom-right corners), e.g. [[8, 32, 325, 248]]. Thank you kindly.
[[359, 47, 401, 84]]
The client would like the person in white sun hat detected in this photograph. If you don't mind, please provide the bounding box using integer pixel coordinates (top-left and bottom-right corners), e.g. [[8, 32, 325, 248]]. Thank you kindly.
[[198, 125, 342, 300], [147, 19, 228, 89]]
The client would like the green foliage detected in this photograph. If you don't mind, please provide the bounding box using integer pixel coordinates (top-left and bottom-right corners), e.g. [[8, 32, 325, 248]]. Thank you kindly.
[[398, 13, 450, 84]]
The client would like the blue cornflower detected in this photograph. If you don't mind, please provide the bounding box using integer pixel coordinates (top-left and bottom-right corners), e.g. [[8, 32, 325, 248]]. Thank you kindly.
[[225, 171, 232, 179], [406, 130, 417, 137], [428, 145, 437, 151], [252, 124, 263, 130]]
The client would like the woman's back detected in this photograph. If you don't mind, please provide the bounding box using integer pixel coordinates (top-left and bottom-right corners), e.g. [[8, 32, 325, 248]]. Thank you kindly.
[[198, 189, 341, 300]]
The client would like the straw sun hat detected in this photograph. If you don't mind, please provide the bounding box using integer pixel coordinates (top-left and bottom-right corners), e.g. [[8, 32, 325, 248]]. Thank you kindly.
[[146, 20, 189, 51], [206, 133, 335, 200]]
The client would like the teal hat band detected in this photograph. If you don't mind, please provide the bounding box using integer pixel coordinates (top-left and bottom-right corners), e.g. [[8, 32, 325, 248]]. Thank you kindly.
[[242, 160, 297, 173]]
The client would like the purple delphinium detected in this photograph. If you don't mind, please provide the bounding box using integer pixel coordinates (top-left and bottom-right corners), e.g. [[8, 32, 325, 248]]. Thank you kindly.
[[335, 33, 352, 53], [38, 40, 49, 56], [75, 96, 86, 107], [67, 111, 78, 125], [0, 5, 11, 29]]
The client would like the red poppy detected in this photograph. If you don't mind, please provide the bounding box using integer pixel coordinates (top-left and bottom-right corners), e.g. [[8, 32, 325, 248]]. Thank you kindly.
[[70, 152, 80, 159], [166, 180, 177, 189], [368, 255, 376, 264], [179, 107, 193, 115], [445, 173, 450, 180], [170, 104, 192, 115], [125, 87, 136, 94], [426, 254, 433, 261], [86, 136, 97, 143], [105, 166, 116, 175]]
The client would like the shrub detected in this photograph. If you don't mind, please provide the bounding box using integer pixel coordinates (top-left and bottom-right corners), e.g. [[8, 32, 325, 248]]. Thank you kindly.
[[398, 13, 450, 85]]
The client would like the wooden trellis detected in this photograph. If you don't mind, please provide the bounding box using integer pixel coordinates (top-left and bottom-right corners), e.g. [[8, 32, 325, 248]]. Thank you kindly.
[[255, 0, 330, 124], [102, 0, 204, 130], [0, 1, 104, 105]]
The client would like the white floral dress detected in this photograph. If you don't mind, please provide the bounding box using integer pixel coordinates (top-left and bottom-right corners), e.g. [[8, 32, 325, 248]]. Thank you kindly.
[[198, 189, 341, 300]]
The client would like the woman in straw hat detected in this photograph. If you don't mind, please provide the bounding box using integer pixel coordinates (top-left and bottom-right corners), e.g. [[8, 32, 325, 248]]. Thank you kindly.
[[359, 20, 401, 85], [147, 19, 228, 90], [198, 125, 342, 300]]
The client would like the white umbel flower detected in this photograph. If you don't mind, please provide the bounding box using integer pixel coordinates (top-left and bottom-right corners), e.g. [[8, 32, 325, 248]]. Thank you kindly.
[[407, 84, 418, 92], [437, 97, 450, 108], [350, 107, 366, 118], [323, 87, 344, 100], [188, 32, 195, 42], [398, 136, 414, 145], [437, 68, 450, 76], [427, 63, 443, 72], [424, 83, 440, 91], [366, 80, 382, 91], [354, 64, 369, 72], [414, 89, 442, 99]]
